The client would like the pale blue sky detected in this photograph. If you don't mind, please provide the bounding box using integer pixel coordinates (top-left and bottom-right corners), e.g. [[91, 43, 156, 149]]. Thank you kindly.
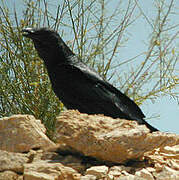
[[4, 0, 178, 133]]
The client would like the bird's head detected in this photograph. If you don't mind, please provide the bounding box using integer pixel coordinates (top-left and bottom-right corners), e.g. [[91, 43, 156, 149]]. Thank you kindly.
[[22, 27, 60, 48], [22, 27, 73, 64]]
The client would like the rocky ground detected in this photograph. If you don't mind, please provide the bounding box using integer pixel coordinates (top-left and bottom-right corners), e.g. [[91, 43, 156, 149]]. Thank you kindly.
[[0, 110, 179, 180]]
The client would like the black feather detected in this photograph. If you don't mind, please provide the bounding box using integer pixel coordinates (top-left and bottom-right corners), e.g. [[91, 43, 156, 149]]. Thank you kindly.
[[22, 27, 158, 132]]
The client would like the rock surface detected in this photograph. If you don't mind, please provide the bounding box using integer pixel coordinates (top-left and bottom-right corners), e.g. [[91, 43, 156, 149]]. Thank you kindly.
[[0, 114, 56, 152], [55, 110, 178, 163], [0, 150, 28, 173], [0, 171, 23, 180], [0, 110, 179, 179], [24, 161, 81, 180]]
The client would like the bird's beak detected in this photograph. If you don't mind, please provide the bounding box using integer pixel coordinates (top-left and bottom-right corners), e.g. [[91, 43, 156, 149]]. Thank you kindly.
[[22, 28, 36, 38]]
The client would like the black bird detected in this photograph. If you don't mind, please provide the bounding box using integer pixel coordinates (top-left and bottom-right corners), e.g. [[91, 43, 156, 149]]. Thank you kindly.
[[22, 27, 158, 132]]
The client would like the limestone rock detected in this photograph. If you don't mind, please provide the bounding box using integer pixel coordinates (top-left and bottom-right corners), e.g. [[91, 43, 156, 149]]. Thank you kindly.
[[24, 160, 81, 180], [135, 168, 154, 180], [145, 145, 179, 170], [85, 166, 109, 179], [0, 114, 56, 152], [108, 166, 131, 178], [0, 171, 22, 180], [145, 145, 179, 179], [0, 150, 28, 173], [0, 111, 179, 179], [153, 166, 179, 180], [55, 110, 179, 163], [80, 174, 97, 180], [108, 166, 122, 178]]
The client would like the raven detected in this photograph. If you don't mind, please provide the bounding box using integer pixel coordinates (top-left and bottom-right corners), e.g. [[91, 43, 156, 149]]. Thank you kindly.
[[22, 27, 158, 132]]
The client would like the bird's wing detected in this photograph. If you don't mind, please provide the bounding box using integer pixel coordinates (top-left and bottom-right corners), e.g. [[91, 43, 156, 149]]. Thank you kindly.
[[72, 61, 145, 121]]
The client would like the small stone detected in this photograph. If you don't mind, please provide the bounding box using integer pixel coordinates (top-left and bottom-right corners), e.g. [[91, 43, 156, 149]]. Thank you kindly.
[[0, 150, 28, 173], [24, 160, 81, 180], [0, 171, 22, 180], [0, 115, 56, 152], [80, 175, 97, 180], [153, 166, 179, 180], [135, 168, 154, 180], [85, 166, 108, 178]]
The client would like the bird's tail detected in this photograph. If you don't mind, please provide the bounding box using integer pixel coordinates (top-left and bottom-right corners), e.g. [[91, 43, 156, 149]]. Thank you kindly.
[[135, 117, 159, 132], [143, 120, 159, 132]]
